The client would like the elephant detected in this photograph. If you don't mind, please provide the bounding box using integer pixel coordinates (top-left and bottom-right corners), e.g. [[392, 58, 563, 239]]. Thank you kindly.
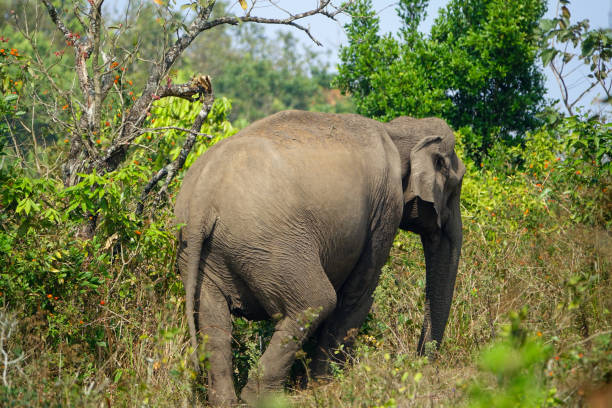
[[174, 110, 465, 406]]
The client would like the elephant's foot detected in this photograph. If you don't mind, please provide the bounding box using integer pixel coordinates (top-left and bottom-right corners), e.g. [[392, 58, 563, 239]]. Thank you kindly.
[[240, 381, 285, 407], [208, 388, 238, 408]]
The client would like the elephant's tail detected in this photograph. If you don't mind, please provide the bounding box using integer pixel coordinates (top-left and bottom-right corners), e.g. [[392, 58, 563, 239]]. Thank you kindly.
[[184, 213, 218, 373]]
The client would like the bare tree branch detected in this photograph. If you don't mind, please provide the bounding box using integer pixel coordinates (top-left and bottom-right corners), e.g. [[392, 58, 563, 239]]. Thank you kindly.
[[100, 74, 214, 168], [136, 76, 214, 216], [137, 126, 214, 138]]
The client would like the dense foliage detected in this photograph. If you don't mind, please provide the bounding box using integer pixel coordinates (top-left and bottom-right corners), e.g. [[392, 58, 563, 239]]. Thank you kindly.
[[336, 0, 548, 160]]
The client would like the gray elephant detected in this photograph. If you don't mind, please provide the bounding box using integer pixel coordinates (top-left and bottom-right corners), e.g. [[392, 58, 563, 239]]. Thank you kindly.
[[174, 110, 465, 406]]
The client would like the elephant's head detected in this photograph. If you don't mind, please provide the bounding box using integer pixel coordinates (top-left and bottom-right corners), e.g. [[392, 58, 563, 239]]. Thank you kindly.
[[384, 116, 465, 355], [384, 116, 465, 233]]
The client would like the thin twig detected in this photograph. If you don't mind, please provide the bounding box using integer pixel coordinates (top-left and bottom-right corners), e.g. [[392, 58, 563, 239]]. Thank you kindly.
[[135, 76, 214, 216]]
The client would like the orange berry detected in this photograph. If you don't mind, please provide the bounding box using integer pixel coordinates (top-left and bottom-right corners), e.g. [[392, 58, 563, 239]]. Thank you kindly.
[[554, 356, 559, 361], [54, 296, 58, 300], [133, 160, 139, 165], [100, 300, 105, 305], [575, 170, 581, 175], [537, 331, 542, 337], [79, 320, 84, 324], [96, 139, 101, 144], [47, 294, 53, 299], [62, 104, 68, 110], [105, 121, 110, 126], [128, 80, 133, 86], [64, 138, 69, 143], [135, 230, 142, 235]]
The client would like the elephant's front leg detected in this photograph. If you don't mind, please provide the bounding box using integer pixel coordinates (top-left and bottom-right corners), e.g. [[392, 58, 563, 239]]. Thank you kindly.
[[240, 261, 337, 405]]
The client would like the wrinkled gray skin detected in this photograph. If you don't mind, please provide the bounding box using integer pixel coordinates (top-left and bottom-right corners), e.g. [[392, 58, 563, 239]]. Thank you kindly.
[[174, 111, 465, 406]]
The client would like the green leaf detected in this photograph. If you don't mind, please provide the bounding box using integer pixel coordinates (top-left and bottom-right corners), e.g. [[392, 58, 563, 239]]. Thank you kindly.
[[541, 48, 557, 66], [539, 19, 556, 32]]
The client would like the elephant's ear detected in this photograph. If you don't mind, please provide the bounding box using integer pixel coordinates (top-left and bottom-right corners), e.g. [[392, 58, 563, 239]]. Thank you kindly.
[[406, 135, 446, 228]]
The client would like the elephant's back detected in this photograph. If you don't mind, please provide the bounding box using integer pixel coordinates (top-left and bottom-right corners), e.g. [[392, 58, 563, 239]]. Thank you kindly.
[[234, 110, 387, 148], [176, 110, 400, 225]]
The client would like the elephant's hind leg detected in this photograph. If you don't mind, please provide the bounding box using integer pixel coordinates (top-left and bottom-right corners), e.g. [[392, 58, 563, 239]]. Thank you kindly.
[[198, 277, 236, 406], [240, 261, 337, 404]]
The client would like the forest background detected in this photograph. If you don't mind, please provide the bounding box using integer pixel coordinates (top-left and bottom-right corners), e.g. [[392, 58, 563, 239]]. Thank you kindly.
[[0, 0, 611, 406]]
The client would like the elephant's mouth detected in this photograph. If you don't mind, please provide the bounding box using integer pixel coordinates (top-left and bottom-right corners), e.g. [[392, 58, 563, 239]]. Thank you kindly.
[[400, 197, 437, 234]]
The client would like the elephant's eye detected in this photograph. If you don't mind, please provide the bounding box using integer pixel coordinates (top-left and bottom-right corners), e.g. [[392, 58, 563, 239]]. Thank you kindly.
[[434, 155, 446, 171]]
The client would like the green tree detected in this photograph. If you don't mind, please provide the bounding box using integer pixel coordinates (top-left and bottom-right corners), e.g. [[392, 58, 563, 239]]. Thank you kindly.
[[335, 0, 448, 121], [336, 0, 547, 160], [433, 0, 547, 157]]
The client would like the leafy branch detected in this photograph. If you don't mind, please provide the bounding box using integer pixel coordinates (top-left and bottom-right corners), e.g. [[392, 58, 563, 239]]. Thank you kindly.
[[539, 0, 612, 116]]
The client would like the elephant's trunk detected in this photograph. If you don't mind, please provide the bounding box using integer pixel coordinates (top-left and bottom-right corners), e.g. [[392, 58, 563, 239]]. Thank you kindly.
[[417, 189, 462, 355]]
